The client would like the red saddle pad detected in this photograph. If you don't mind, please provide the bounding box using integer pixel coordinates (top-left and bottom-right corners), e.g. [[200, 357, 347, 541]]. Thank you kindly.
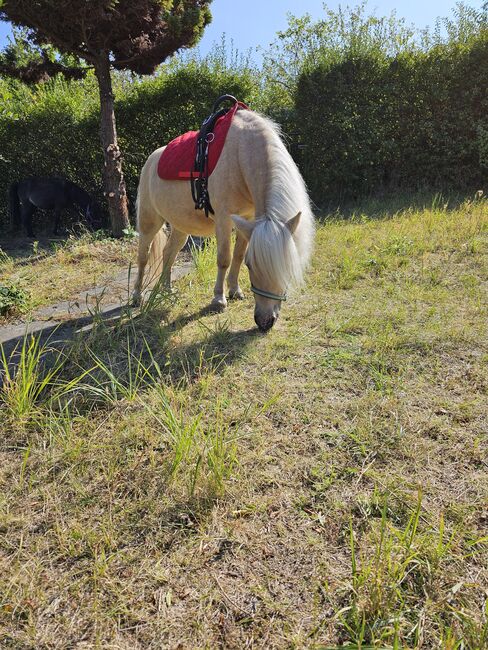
[[157, 102, 248, 181]]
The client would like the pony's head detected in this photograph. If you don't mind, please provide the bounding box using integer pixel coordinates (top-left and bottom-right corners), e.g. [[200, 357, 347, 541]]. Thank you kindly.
[[232, 212, 302, 332]]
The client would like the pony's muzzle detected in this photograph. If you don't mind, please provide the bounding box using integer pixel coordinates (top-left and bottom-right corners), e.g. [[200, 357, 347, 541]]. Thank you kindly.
[[255, 311, 278, 332]]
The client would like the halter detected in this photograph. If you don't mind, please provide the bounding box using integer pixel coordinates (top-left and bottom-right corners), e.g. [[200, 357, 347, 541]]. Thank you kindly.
[[251, 285, 287, 301]]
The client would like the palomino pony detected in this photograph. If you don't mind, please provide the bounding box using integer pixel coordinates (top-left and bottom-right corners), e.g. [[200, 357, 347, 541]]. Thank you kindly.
[[10, 177, 103, 237], [133, 109, 315, 331]]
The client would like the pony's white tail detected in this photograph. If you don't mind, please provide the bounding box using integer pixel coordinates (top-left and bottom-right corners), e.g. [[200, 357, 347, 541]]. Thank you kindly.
[[135, 164, 167, 289], [145, 227, 167, 287]]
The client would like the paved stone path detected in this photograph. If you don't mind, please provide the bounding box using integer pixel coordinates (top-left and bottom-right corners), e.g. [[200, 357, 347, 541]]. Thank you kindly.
[[0, 258, 193, 359]]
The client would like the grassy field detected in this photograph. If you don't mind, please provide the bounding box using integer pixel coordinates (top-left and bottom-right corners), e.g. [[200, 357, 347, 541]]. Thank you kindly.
[[1, 195, 487, 649]]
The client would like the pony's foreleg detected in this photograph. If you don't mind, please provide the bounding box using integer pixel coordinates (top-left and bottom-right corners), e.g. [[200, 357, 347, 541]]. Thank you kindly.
[[161, 227, 188, 287], [227, 231, 248, 299], [53, 209, 62, 236], [212, 217, 232, 310], [22, 203, 35, 238]]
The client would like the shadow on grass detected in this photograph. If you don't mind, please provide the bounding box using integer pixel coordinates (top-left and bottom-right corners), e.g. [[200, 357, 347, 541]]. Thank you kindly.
[[0, 296, 260, 398], [120, 305, 260, 388], [0, 305, 127, 369], [167, 319, 260, 386], [0, 233, 63, 264]]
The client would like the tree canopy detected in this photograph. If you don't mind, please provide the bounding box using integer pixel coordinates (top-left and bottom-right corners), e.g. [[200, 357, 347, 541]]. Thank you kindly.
[[0, 0, 212, 236], [0, 27, 86, 83], [0, 1, 212, 74]]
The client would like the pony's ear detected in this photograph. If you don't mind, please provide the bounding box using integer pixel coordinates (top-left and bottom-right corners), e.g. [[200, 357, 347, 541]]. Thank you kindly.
[[286, 211, 301, 234], [231, 215, 255, 241]]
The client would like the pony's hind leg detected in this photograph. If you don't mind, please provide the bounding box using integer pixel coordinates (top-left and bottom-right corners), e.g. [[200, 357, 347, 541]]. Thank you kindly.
[[53, 208, 62, 235], [227, 231, 248, 299]]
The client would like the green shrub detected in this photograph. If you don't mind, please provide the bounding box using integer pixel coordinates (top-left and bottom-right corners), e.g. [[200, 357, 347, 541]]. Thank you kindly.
[[294, 30, 488, 203], [0, 283, 29, 317]]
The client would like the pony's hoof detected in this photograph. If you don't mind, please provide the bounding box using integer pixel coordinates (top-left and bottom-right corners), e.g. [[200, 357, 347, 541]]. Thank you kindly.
[[229, 288, 245, 300], [210, 297, 227, 312], [131, 292, 141, 307]]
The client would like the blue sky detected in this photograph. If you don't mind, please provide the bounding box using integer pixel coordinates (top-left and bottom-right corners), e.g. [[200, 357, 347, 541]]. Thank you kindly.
[[0, 1, 479, 58], [196, 0, 472, 57]]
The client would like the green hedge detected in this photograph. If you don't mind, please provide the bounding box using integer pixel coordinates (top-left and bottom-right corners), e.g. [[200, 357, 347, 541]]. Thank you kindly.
[[0, 62, 259, 230], [0, 76, 100, 229], [3, 27, 488, 226], [295, 31, 488, 203]]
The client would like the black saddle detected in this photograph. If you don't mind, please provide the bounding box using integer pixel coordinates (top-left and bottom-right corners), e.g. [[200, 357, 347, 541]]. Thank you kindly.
[[191, 94, 239, 218]]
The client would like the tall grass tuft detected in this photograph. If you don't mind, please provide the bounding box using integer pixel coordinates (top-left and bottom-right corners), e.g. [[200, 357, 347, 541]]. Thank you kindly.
[[147, 389, 239, 497], [77, 334, 166, 405], [0, 334, 88, 418], [339, 491, 474, 646], [191, 238, 217, 286]]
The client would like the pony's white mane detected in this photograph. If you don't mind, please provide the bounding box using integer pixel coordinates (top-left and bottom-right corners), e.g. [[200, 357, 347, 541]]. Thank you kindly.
[[245, 113, 315, 290]]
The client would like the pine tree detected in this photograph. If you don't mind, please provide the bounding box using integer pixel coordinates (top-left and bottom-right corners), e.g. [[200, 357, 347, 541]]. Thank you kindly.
[[0, 27, 87, 83], [0, 1, 212, 236]]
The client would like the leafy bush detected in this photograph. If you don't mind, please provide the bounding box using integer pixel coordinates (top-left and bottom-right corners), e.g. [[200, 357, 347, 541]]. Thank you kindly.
[[265, 3, 488, 203], [0, 283, 29, 317], [295, 30, 488, 203]]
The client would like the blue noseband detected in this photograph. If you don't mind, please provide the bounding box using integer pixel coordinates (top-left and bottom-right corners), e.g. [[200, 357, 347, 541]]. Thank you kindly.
[[250, 285, 287, 301]]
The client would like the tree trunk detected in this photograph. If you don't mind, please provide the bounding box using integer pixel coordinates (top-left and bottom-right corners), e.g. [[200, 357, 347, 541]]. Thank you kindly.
[[94, 52, 129, 237]]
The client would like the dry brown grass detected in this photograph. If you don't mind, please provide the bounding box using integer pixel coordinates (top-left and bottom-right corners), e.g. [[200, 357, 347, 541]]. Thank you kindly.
[[0, 233, 136, 315], [1, 195, 487, 648]]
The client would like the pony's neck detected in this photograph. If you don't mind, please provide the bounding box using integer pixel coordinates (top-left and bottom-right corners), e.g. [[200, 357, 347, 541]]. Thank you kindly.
[[243, 113, 315, 285], [68, 182, 91, 209], [263, 127, 303, 224]]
